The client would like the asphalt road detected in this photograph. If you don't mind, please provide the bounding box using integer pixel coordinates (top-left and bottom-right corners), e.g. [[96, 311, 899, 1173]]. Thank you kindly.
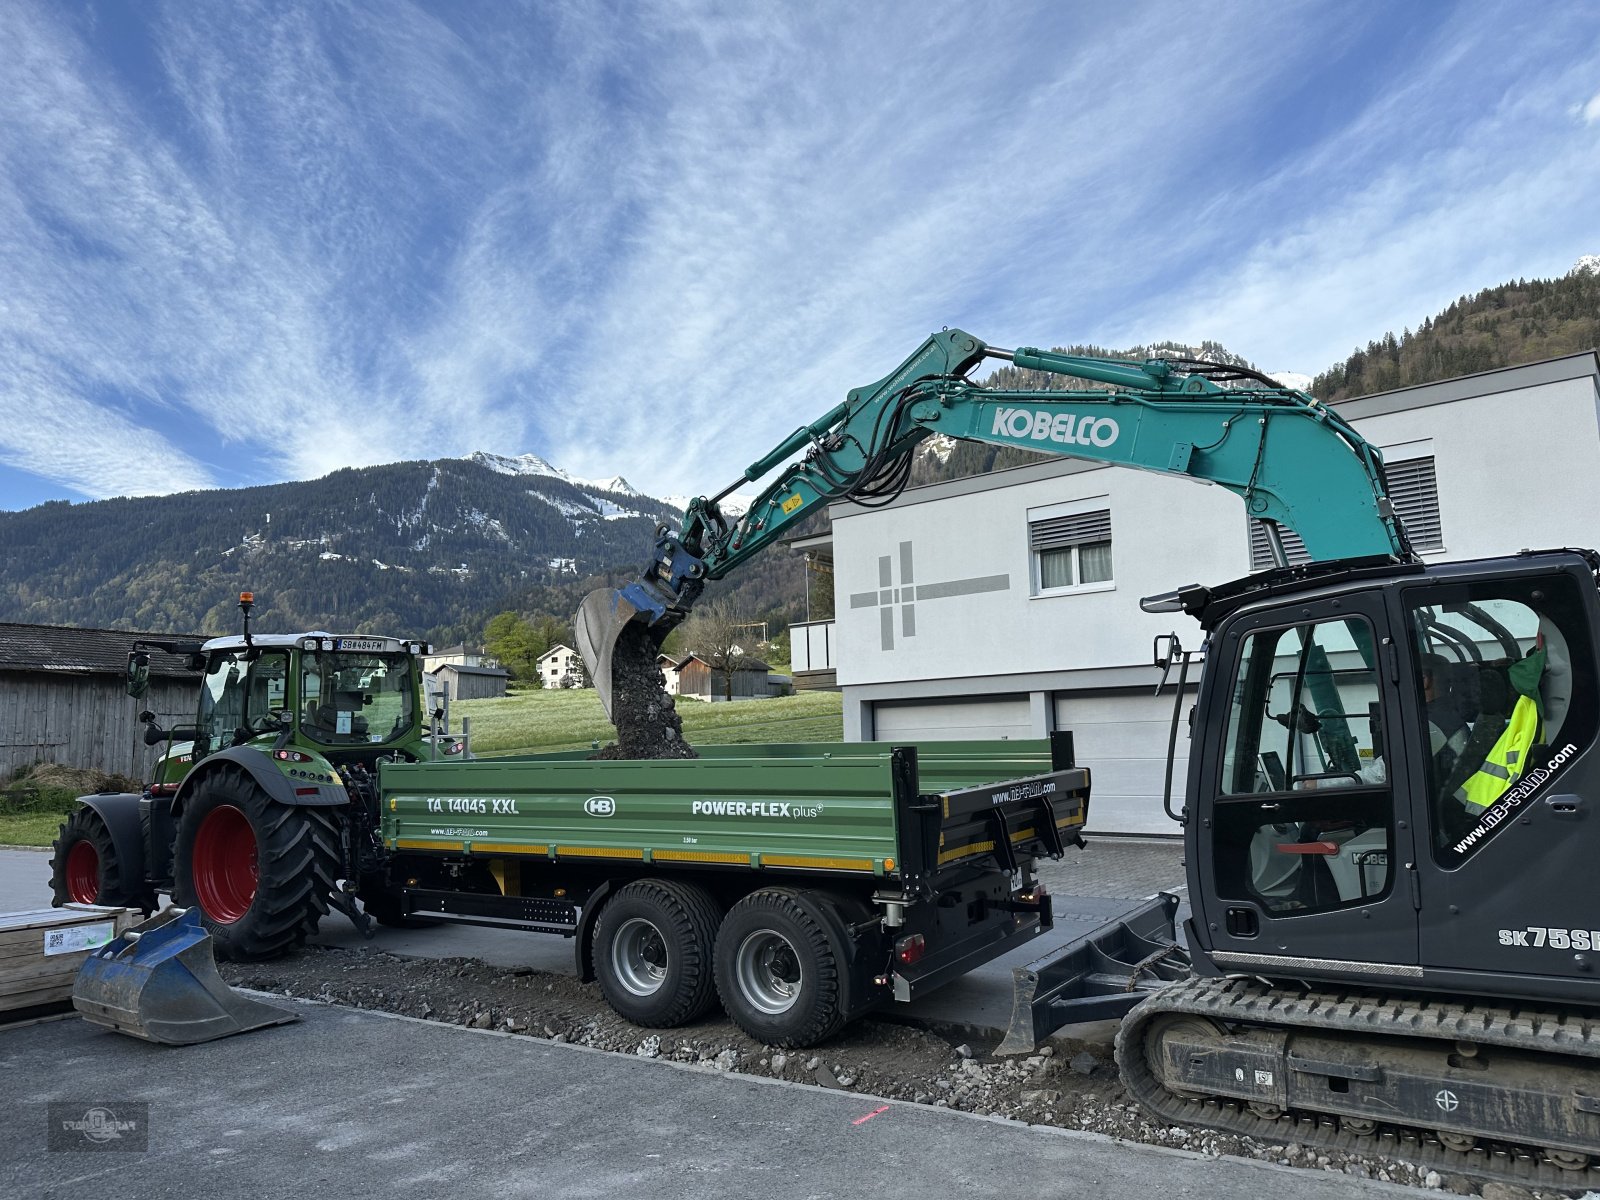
[[0, 839, 1188, 1038], [2, 998, 1415, 1200]]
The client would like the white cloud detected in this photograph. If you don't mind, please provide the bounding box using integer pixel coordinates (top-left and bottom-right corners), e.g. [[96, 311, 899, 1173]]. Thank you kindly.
[[2, 0, 1598, 509], [1583, 90, 1600, 124]]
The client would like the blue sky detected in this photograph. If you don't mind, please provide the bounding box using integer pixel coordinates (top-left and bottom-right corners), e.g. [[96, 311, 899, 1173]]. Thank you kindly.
[[1, 1, 1597, 511]]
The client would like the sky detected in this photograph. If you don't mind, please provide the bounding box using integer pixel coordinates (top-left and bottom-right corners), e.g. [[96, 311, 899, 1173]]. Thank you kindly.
[[1, 1, 1598, 511]]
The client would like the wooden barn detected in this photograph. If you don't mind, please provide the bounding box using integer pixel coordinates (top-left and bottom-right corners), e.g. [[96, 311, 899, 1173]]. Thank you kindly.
[[674, 653, 773, 702], [0, 623, 201, 779], [428, 661, 510, 701]]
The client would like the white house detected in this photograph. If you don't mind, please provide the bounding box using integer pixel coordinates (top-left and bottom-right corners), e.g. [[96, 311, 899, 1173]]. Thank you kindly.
[[535, 643, 588, 688], [817, 352, 1600, 836]]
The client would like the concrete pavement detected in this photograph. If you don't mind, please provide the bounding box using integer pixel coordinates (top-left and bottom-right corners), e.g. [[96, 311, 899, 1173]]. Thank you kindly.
[[2, 999, 1413, 1200]]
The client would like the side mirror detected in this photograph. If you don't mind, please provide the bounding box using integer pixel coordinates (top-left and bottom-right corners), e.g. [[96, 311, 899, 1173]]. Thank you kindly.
[[126, 651, 151, 699], [142, 717, 167, 746]]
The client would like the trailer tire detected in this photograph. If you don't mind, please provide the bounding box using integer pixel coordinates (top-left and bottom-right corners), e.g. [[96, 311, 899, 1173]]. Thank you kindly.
[[593, 879, 721, 1028], [50, 807, 153, 911], [714, 888, 844, 1048], [173, 767, 339, 961]]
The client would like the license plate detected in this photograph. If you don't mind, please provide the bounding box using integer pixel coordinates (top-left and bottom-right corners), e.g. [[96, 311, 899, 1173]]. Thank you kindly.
[[335, 638, 387, 652]]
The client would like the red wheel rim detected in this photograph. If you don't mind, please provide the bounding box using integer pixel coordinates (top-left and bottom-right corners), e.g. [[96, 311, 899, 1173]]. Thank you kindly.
[[192, 804, 258, 923], [65, 840, 99, 904]]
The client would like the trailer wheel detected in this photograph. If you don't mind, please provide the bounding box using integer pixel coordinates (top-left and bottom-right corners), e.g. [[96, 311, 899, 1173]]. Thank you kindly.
[[173, 767, 339, 962], [714, 889, 844, 1047], [50, 807, 151, 910], [593, 879, 721, 1027]]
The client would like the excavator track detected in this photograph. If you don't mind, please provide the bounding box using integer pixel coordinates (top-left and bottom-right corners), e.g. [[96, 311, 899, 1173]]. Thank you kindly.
[[1117, 973, 1600, 1191]]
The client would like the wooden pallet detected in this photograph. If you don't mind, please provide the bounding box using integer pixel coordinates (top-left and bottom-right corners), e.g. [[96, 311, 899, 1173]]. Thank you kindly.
[[0, 905, 138, 1019]]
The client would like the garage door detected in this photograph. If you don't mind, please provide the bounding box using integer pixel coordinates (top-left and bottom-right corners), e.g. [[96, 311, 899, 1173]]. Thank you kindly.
[[1052, 689, 1194, 836], [872, 695, 1032, 742]]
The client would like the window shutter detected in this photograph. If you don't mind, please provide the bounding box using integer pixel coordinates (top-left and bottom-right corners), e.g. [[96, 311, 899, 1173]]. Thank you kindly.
[[1030, 509, 1111, 551], [1385, 457, 1443, 551], [1248, 520, 1311, 570], [1248, 454, 1442, 567]]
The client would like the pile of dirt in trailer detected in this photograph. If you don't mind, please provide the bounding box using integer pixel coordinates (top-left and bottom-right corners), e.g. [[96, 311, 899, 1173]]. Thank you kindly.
[[588, 622, 696, 760], [221, 947, 1522, 1196]]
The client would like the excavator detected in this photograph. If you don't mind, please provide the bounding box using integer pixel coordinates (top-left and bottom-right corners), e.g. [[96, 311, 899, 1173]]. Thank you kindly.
[[577, 327, 1600, 1188]]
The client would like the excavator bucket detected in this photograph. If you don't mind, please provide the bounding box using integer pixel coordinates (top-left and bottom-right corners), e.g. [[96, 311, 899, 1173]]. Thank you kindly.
[[71, 907, 297, 1045], [574, 586, 647, 721]]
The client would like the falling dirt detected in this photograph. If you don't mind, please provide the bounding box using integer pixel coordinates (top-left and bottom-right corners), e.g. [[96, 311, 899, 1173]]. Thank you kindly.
[[588, 621, 697, 760]]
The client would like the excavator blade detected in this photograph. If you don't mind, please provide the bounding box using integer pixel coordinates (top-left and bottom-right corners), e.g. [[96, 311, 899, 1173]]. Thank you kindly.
[[71, 907, 297, 1046], [575, 586, 646, 722]]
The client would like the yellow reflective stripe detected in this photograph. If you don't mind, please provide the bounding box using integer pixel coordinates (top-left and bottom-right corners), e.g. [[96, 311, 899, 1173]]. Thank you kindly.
[[762, 854, 875, 872], [471, 842, 549, 855], [653, 849, 752, 865], [393, 838, 463, 851], [557, 846, 645, 860]]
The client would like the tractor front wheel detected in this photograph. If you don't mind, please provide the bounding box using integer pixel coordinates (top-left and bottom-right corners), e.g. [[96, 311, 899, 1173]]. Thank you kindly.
[[50, 807, 151, 910], [173, 767, 338, 961]]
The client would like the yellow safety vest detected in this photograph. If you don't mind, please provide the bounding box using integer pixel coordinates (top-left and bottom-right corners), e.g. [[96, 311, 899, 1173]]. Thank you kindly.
[[1460, 677, 1544, 811]]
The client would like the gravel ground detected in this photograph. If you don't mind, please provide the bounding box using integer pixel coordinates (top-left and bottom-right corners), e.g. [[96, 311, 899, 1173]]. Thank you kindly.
[[219, 946, 1583, 1199]]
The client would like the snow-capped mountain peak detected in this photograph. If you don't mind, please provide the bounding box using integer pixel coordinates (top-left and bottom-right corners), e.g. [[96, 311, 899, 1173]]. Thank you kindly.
[[1572, 254, 1600, 277], [1268, 370, 1313, 392], [662, 493, 756, 517], [468, 451, 638, 496]]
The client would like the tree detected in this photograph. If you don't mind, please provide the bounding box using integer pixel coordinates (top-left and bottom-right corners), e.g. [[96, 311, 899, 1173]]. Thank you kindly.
[[483, 611, 544, 682], [681, 597, 760, 700]]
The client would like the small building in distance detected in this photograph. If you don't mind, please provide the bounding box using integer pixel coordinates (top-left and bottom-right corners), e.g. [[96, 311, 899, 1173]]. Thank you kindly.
[[535, 643, 588, 689], [422, 643, 491, 674], [0, 622, 202, 778], [656, 653, 685, 695], [675, 653, 774, 701], [428, 661, 510, 701]]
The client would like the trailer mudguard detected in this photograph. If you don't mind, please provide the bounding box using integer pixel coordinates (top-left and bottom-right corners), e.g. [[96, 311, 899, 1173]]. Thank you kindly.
[[74, 792, 147, 899], [172, 747, 348, 819], [574, 879, 617, 983]]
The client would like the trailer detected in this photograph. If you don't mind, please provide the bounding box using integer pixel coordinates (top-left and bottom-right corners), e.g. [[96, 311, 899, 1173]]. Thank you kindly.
[[373, 735, 1085, 1045]]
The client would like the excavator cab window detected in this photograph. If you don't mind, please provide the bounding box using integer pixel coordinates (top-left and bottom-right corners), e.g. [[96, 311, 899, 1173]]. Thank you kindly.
[[1214, 616, 1393, 915], [1405, 573, 1597, 864]]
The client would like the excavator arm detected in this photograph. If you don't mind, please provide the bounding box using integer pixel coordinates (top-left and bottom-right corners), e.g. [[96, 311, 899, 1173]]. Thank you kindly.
[[577, 327, 1413, 716]]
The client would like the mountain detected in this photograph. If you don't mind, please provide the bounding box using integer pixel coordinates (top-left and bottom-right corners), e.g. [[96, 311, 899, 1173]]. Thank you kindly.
[[1310, 256, 1600, 402], [0, 455, 689, 640]]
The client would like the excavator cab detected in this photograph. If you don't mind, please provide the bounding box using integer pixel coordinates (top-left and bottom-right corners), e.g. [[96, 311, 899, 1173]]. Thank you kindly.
[[1183, 549, 1600, 995]]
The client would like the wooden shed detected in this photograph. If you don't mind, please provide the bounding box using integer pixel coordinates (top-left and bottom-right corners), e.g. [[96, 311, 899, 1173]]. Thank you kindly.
[[0, 623, 201, 779], [675, 654, 773, 701], [429, 662, 510, 701]]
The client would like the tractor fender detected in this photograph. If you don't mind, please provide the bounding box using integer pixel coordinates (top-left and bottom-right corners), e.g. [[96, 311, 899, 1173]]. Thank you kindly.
[[172, 747, 349, 820], [73, 792, 148, 888], [574, 879, 618, 983]]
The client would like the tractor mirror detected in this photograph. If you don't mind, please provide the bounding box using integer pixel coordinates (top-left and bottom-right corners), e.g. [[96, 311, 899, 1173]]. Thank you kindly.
[[126, 651, 151, 699], [142, 720, 167, 746]]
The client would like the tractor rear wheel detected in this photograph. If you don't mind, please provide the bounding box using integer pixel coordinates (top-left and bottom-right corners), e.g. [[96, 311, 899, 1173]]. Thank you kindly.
[[173, 767, 339, 961], [49, 807, 152, 910]]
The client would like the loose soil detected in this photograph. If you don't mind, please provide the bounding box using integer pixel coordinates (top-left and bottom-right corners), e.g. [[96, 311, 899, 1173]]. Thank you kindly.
[[219, 946, 1556, 1197], [589, 622, 696, 760]]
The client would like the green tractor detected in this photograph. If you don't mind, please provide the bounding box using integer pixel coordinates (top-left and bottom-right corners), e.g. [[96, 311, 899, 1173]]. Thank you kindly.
[[49, 593, 455, 960]]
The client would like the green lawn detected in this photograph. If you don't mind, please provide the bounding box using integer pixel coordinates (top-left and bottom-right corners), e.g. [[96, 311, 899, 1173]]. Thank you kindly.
[[453, 687, 843, 755], [0, 689, 844, 848]]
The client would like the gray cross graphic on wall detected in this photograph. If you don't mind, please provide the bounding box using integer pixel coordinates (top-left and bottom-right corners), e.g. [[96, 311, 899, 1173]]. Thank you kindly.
[[848, 541, 1010, 650]]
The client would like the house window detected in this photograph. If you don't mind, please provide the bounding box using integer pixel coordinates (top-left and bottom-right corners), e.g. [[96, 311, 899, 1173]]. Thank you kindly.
[[1249, 454, 1443, 570], [1030, 508, 1112, 593]]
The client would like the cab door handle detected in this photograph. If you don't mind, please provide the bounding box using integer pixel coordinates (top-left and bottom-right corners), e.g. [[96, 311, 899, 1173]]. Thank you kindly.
[[1545, 794, 1584, 818]]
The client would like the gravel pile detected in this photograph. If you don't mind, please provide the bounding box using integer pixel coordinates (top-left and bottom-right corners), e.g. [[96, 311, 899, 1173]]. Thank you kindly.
[[220, 946, 1581, 1198]]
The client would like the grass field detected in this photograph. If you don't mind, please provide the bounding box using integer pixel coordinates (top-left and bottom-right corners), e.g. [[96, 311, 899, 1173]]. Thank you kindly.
[[0, 689, 844, 847], [455, 687, 843, 755]]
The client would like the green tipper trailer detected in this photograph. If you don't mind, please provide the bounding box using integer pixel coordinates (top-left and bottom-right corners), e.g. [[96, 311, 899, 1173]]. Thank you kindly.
[[375, 735, 1087, 1045]]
